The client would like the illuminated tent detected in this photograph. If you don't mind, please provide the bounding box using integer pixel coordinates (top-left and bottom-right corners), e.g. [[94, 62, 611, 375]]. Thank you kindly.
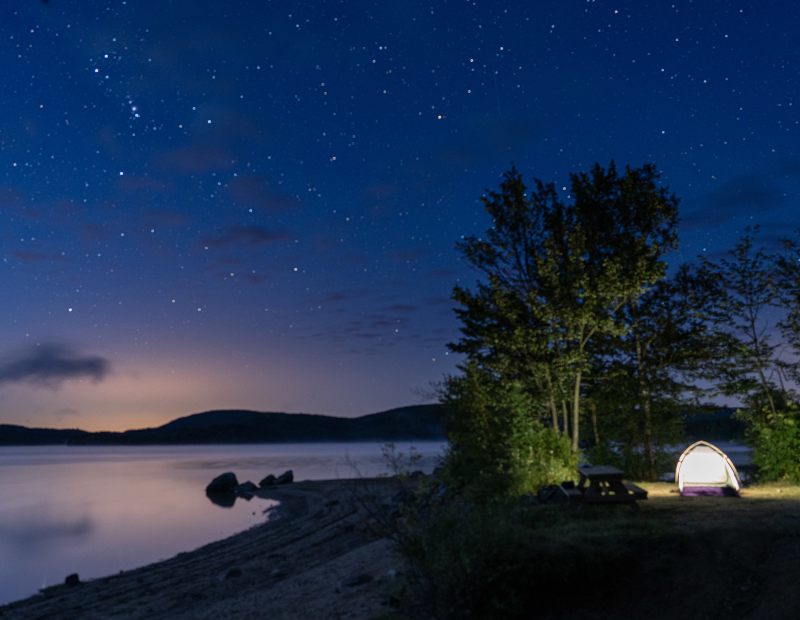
[[675, 441, 742, 497]]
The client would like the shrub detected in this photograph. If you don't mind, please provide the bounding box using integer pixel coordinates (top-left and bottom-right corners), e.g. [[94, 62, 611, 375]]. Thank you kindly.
[[396, 498, 663, 620], [442, 367, 578, 499], [745, 406, 800, 483]]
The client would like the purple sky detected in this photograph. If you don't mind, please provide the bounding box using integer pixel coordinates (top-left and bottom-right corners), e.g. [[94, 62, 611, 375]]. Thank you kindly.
[[1, 0, 798, 431]]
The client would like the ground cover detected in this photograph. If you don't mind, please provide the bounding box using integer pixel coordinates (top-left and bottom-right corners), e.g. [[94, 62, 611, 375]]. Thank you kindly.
[[382, 481, 800, 620]]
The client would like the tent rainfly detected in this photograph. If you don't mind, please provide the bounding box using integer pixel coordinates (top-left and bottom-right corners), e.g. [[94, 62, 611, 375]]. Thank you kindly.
[[675, 441, 742, 497]]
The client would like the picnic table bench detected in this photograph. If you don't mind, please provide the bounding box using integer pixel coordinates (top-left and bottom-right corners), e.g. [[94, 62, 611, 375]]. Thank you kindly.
[[570, 465, 647, 512]]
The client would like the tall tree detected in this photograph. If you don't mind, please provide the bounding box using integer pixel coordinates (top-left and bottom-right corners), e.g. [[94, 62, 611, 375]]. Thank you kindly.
[[774, 231, 800, 388], [700, 227, 790, 417], [587, 264, 726, 479], [450, 162, 680, 451]]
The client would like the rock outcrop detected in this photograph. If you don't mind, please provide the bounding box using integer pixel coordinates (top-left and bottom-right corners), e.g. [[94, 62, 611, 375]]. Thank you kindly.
[[206, 472, 238, 494]]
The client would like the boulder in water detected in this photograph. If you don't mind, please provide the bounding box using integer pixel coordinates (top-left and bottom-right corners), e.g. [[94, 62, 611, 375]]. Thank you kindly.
[[259, 474, 277, 487], [206, 472, 238, 494], [235, 481, 258, 493], [276, 470, 294, 485]]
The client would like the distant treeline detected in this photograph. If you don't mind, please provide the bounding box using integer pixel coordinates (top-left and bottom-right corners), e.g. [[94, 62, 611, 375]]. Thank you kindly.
[[0, 425, 88, 446], [683, 408, 746, 441], [0, 405, 447, 446]]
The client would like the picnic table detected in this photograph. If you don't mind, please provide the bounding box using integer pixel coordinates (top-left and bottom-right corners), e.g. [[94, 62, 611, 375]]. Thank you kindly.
[[563, 465, 648, 512]]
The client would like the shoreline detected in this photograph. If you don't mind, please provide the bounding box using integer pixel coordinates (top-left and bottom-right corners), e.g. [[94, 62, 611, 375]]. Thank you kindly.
[[0, 478, 407, 620], [5, 479, 800, 619]]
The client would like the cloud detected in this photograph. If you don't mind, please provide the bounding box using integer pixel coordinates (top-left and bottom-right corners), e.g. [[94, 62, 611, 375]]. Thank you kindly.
[[777, 157, 800, 177], [118, 174, 171, 192], [228, 175, 299, 213], [434, 116, 543, 168], [340, 253, 367, 266], [313, 236, 339, 254], [12, 251, 46, 262], [0, 345, 110, 388], [363, 183, 398, 199], [200, 225, 293, 250], [426, 269, 456, 279], [142, 209, 190, 229], [0, 185, 40, 220], [389, 248, 424, 262], [0, 185, 24, 208], [80, 222, 108, 243], [683, 174, 780, 229], [243, 273, 268, 285], [387, 304, 416, 313], [426, 296, 454, 306], [153, 145, 236, 175]]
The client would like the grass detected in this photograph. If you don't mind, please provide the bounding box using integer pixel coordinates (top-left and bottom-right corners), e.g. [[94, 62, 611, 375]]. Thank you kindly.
[[386, 481, 800, 620]]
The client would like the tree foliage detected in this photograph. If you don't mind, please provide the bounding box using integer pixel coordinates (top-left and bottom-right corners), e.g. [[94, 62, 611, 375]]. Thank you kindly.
[[700, 227, 796, 418], [586, 264, 726, 479], [744, 405, 800, 483], [449, 161, 680, 454], [446, 163, 800, 486], [442, 364, 576, 498]]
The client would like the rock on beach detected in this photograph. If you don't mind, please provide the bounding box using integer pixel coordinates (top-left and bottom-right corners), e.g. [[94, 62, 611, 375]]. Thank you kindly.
[[260, 470, 293, 487], [206, 472, 238, 494]]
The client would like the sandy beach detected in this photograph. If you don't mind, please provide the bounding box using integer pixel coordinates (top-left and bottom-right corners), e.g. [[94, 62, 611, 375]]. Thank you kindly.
[[0, 478, 407, 620]]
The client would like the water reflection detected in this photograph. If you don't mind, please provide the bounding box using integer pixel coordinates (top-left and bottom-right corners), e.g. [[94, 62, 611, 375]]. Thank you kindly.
[[206, 491, 236, 507], [0, 514, 94, 551]]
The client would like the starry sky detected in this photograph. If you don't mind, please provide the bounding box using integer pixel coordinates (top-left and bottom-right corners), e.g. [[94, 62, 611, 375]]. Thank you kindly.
[[0, 0, 798, 432]]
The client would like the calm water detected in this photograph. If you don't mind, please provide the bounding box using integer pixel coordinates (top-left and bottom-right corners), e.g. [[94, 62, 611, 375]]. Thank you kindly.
[[0, 442, 445, 606]]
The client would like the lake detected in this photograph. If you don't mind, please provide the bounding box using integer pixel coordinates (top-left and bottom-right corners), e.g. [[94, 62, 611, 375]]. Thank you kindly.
[[0, 442, 445, 606]]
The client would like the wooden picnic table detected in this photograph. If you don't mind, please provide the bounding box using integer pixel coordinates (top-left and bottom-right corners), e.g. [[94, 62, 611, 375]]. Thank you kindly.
[[572, 465, 648, 512]]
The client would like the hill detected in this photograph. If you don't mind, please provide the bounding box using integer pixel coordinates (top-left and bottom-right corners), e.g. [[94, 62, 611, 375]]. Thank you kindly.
[[0, 425, 88, 446], [55, 404, 447, 445]]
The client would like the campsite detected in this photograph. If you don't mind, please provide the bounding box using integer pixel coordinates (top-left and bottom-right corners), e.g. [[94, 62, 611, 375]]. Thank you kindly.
[[374, 465, 800, 620]]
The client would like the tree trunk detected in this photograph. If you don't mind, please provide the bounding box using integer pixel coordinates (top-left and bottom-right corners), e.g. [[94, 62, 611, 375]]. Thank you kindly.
[[640, 386, 654, 479], [572, 369, 581, 452], [634, 314, 655, 480], [561, 401, 569, 438], [544, 369, 559, 431], [589, 401, 600, 445], [749, 314, 777, 417]]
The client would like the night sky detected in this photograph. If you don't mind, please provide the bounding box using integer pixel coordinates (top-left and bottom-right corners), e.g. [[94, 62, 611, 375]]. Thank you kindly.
[[1, 0, 797, 432]]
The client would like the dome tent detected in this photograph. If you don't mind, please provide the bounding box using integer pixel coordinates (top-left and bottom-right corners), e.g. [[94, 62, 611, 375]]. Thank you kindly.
[[675, 441, 742, 497]]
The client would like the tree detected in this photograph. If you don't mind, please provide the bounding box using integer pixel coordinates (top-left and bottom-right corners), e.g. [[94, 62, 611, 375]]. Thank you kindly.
[[774, 231, 800, 387], [441, 364, 576, 497], [450, 162, 679, 451], [700, 227, 792, 417], [586, 264, 725, 479]]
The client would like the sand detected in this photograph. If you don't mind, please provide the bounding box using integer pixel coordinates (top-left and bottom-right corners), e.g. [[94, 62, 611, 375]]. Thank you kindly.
[[0, 478, 407, 620]]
